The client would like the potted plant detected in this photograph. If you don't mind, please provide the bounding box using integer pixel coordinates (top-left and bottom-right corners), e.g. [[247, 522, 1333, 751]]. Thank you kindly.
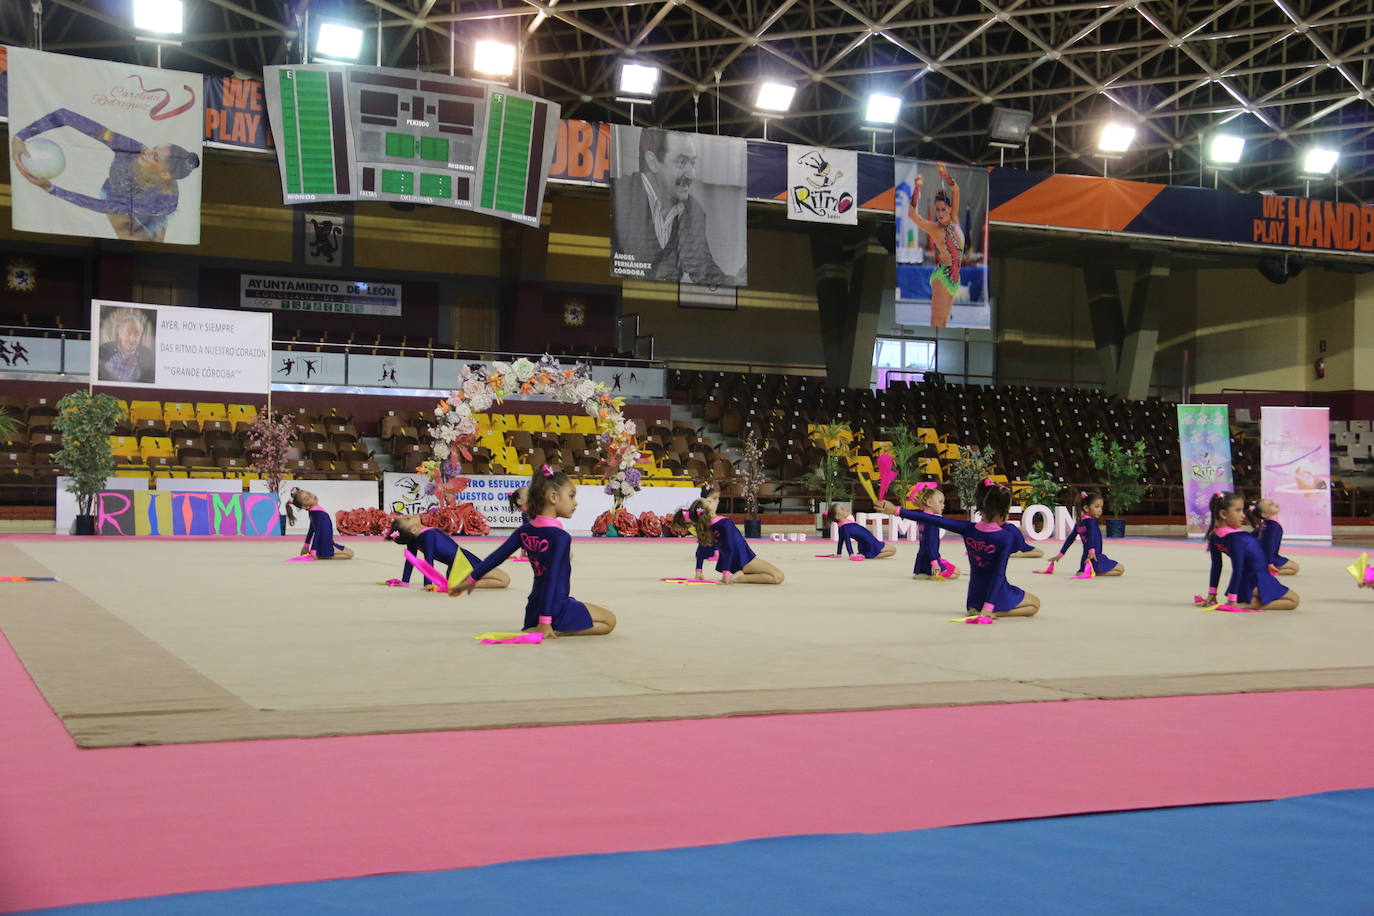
[[1087, 432, 1151, 537], [0, 406, 21, 443], [1018, 459, 1062, 511], [881, 425, 932, 507], [246, 411, 300, 535], [807, 422, 852, 532], [52, 390, 122, 535], [947, 444, 997, 517], [739, 429, 767, 538]]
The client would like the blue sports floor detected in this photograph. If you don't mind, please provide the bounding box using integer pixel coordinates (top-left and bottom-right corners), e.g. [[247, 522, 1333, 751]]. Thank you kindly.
[[23, 787, 1374, 915]]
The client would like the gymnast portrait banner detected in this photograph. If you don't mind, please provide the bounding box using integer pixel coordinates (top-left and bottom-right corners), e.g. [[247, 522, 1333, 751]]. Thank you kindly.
[[893, 159, 990, 330], [8, 48, 203, 244], [1176, 404, 1235, 538], [89, 300, 271, 394], [1260, 406, 1332, 539], [610, 125, 747, 287]]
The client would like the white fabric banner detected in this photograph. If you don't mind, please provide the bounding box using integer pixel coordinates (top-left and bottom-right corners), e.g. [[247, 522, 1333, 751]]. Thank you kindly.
[[785, 145, 858, 224], [90, 300, 271, 393], [8, 48, 203, 244]]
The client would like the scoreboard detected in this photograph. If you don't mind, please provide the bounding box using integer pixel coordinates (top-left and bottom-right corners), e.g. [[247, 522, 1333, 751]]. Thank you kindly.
[[264, 64, 559, 227]]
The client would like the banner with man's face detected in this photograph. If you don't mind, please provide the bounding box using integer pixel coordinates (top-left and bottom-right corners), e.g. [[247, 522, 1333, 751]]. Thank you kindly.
[[8, 48, 203, 244], [610, 125, 747, 287]]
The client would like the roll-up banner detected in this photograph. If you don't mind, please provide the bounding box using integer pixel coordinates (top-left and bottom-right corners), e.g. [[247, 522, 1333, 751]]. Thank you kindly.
[[1260, 407, 1332, 539], [1176, 404, 1235, 538]]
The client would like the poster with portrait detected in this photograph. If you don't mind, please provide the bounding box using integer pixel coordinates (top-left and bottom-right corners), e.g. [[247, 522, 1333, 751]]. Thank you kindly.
[[786, 145, 858, 225], [90, 300, 271, 393], [1260, 406, 1332, 539], [8, 48, 203, 244], [893, 159, 990, 329], [610, 125, 747, 287]]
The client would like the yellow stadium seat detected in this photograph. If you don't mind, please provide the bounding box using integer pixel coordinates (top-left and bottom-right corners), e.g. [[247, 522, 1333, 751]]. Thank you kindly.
[[546, 415, 571, 433], [471, 413, 490, 428], [918, 458, 943, 479], [153, 469, 189, 478], [849, 456, 875, 477], [110, 435, 140, 457], [140, 436, 175, 459], [939, 443, 960, 460], [189, 470, 223, 479], [491, 414, 517, 432], [517, 414, 544, 433], [227, 404, 258, 428], [115, 470, 150, 479], [916, 428, 939, 445], [129, 405, 163, 425], [513, 464, 533, 476], [130, 400, 161, 414], [163, 401, 195, 421], [570, 415, 596, 434], [195, 402, 227, 421]]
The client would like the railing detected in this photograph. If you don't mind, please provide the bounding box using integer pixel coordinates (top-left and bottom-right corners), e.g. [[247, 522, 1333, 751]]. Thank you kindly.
[[0, 325, 669, 396]]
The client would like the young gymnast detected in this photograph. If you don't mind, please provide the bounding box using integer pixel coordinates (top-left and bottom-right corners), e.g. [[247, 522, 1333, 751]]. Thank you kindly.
[[674, 506, 718, 579], [1203, 491, 1300, 610], [880, 479, 1039, 618], [907, 484, 958, 580], [1050, 490, 1124, 576], [287, 488, 354, 559], [451, 467, 616, 637], [384, 516, 509, 589], [1254, 498, 1300, 576], [826, 503, 896, 559], [689, 485, 784, 584]]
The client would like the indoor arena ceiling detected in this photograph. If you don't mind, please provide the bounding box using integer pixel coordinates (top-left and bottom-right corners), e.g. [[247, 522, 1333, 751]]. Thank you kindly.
[[7, 0, 1374, 202]]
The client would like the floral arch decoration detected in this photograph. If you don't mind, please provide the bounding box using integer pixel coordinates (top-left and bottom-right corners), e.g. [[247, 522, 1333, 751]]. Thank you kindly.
[[426, 354, 643, 507]]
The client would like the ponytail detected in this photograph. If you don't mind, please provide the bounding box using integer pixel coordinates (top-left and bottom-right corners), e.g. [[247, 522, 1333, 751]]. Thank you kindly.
[[1077, 489, 1101, 511], [688, 498, 713, 546], [285, 487, 305, 525], [975, 477, 1011, 522], [825, 504, 842, 525], [1205, 490, 1239, 539]]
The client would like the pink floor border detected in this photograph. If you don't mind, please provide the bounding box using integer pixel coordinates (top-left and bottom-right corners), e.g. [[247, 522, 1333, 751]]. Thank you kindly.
[[2, 630, 1373, 912]]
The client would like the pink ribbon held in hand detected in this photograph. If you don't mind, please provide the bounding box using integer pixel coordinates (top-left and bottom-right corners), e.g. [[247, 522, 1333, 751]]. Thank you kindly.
[[1033, 560, 1056, 575], [403, 549, 449, 590]]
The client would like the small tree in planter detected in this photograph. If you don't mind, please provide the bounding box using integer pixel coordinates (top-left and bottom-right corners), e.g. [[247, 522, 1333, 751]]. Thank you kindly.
[[1019, 460, 1062, 511], [1087, 432, 1151, 537], [52, 391, 122, 535], [948, 444, 997, 517], [246, 411, 301, 535], [739, 429, 767, 537], [881, 425, 932, 505], [806, 422, 852, 530]]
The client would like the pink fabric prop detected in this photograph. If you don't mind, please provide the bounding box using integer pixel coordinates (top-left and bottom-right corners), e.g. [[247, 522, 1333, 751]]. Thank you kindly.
[[876, 452, 898, 502], [1071, 550, 1096, 580], [815, 553, 837, 558], [1033, 560, 1056, 575], [480, 634, 544, 644], [382, 579, 408, 587], [402, 549, 448, 590], [660, 578, 719, 585], [286, 554, 315, 562], [949, 615, 995, 624], [937, 558, 957, 579], [849, 555, 866, 562], [1217, 604, 1262, 613]]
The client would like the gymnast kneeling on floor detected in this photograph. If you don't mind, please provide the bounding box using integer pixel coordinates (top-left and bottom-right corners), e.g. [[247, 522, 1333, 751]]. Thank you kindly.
[[287, 488, 354, 560], [384, 516, 509, 589], [451, 466, 616, 638]]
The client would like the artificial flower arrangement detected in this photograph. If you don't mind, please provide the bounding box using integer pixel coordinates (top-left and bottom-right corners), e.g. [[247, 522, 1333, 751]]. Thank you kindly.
[[428, 354, 643, 508]]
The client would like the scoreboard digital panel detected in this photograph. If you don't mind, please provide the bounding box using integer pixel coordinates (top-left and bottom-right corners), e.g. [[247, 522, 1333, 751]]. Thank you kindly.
[[265, 64, 559, 226]]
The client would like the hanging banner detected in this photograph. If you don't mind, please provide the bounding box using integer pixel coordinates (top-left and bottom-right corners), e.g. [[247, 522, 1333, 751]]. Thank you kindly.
[[894, 159, 990, 330], [90, 300, 271, 393], [610, 125, 747, 287], [8, 48, 203, 244], [1260, 407, 1332, 539], [1177, 404, 1235, 538], [240, 274, 401, 316], [204, 76, 272, 149], [785, 145, 857, 224]]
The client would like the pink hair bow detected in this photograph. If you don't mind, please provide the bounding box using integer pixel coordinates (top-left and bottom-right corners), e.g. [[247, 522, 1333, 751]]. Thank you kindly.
[[541, 465, 554, 477]]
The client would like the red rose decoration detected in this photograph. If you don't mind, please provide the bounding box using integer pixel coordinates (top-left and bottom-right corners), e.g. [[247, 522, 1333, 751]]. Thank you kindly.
[[335, 507, 394, 535], [612, 508, 639, 536], [637, 511, 662, 537], [455, 502, 491, 536], [591, 510, 612, 536], [659, 513, 682, 536], [420, 506, 462, 534]]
